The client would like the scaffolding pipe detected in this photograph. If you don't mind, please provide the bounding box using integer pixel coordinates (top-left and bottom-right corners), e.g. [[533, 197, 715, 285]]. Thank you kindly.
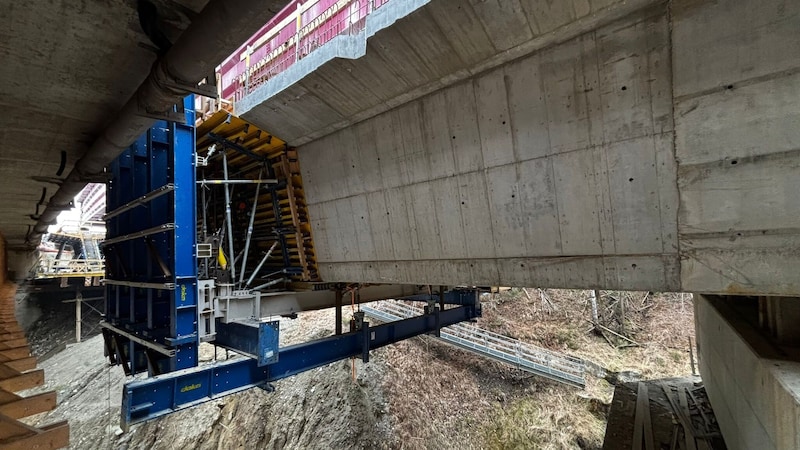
[[251, 277, 286, 291], [246, 242, 278, 288], [200, 181, 209, 277], [197, 179, 278, 185], [201, 183, 208, 242], [239, 171, 262, 286], [28, 0, 292, 245], [222, 152, 236, 281]]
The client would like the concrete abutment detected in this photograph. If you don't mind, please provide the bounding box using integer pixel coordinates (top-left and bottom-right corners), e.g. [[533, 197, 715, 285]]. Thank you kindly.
[[695, 294, 800, 450]]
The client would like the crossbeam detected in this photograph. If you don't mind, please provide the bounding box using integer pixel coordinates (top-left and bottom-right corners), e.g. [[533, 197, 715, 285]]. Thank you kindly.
[[121, 304, 479, 428]]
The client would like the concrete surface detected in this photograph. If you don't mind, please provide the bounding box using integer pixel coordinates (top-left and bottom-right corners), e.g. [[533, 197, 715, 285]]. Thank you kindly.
[[673, 0, 800, 296], [759, 296, 800, 346], [300, 7, 677, 290], [0, 0, 210, 249], [241, 0, 658, 145], [237, 0, 800, 295], [695, 294, 800, 450]]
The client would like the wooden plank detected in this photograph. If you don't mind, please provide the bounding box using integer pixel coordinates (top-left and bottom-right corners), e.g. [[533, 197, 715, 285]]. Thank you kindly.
[[0, 420, 69, 450], [0, 413, 35, 440], [2, 357, 37, 373], [696, 438, 712, 450], [0, 348, 31, 362], [0, 339, 28, 351], [669, 425, 679, 450], [0, 392, 57, 420], [0, 391, 19, 406], [0, 370, 43, 392], [677, 386, 697, 450], [0, 333, 25, 341], [0, 281, 69, 449], [281, 156, 309, 280], [0, 325, 22, 334], [632, 383, 644, 450], [0, 365, 20, 380], [640, 383, 655, 450]]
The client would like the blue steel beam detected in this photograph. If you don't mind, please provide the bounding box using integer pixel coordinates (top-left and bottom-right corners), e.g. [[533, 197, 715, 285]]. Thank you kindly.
[[121, 304, 479, 428], [398, 289, 480, 305]]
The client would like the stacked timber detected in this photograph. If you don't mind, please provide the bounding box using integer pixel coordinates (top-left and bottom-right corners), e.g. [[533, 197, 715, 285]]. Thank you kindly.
[[0, 283, 68, 449], [277, 149, 318, 281], [195, 111, 320, 282]]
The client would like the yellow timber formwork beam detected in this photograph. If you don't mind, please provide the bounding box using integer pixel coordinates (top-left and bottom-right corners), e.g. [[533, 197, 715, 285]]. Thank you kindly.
[[196, 110, 319, 282]]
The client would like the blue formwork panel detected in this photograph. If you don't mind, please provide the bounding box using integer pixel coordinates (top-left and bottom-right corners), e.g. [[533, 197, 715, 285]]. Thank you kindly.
[[103, 96, 198, 376]]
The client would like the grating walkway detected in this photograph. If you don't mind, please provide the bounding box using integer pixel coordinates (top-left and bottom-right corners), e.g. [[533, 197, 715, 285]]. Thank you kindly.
[[362, 301, 586, 388]]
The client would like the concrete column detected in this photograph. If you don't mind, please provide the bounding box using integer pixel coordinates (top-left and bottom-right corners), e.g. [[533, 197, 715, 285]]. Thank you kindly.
[[75, 293, 82, 343], [695, 294, 800, 450], [6, 249, 37, 282], [334, 288, 343, 335]]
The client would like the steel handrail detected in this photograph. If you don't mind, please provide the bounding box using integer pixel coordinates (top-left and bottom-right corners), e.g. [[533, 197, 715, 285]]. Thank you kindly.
[[220, 0, 388, 102]]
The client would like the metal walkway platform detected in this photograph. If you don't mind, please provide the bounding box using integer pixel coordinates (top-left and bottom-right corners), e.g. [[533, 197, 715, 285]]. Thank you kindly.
[[362, 301, 586, 388]]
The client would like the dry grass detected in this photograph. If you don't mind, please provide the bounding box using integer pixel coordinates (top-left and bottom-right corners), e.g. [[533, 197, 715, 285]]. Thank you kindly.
[[381, 288, 696, 449], [482, 388, 606, 450], [380, 338, 509, 449]]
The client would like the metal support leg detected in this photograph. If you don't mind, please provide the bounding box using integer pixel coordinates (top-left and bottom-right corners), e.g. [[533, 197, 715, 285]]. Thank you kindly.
[[335, 289, 343, 335], [75, 292, 82, 343], [239, 170, 261, 287], [434, 306, 441, 338], [361, 321, 370, 363], [245, 242, 278, 288], [222, 152, 236, 281]]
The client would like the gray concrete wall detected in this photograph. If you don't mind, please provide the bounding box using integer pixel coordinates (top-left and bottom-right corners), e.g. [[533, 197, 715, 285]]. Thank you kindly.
[[238, 0, 800, 295], [672, 0, 800, 295], [695, 294, 800, 450], [299, 8, 680, 290], [291, 0, 800, 295], [242, 0, 659, 145], [6, 249, 36, 282]]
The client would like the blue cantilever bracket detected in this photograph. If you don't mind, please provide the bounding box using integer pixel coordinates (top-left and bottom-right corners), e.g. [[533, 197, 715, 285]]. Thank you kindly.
[[400, 288, 482, 306], [121, 302, 480, 429], [215, 320, 280, 366]]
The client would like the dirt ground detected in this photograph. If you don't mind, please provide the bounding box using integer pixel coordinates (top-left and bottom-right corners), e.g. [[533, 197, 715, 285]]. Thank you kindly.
[[19, 288, 696, 449]]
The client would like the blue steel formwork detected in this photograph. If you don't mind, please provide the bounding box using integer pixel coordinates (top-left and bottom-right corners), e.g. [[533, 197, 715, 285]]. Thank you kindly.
[[100, 96, 482, 429], [102, 96, 198, 376]]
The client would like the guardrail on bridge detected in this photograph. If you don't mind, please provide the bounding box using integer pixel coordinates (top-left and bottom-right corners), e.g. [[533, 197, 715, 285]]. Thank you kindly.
[[219, 0, 392, 104]]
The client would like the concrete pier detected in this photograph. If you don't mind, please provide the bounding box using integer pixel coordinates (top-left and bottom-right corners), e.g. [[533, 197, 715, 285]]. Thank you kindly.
[[695, 295, 800, 450]]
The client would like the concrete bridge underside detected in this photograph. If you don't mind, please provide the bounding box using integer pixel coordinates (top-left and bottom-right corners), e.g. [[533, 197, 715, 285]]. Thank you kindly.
[[239, 0, 800, 298], [234, 0, 800, 448]]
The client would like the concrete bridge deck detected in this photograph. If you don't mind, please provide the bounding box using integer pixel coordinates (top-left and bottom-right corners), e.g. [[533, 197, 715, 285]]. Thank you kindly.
[[230, 0, 800, 297], [222, 3, 800, 447]]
